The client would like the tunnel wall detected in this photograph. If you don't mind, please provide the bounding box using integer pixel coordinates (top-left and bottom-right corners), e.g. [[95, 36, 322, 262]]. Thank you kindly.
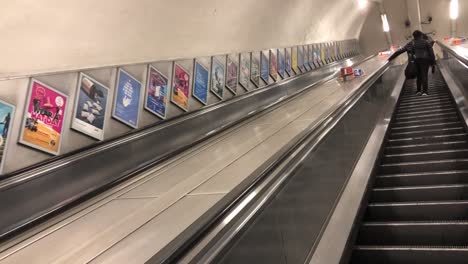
[[0, 0, 372, 78]]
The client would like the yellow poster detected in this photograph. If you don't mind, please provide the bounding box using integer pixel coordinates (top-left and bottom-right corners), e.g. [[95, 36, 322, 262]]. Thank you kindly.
[[292, 47, 299, 74]]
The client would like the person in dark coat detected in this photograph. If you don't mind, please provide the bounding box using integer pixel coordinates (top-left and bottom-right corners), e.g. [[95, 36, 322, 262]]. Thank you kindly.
[[388, 30, 436, 95]]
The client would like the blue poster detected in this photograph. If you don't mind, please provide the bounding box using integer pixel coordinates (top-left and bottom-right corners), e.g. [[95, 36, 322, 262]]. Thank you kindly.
[[278, 50, 285, 79], [145, 65, 168, 119], [260, 52, 269, 83], [285, 48, 292, 76], [193, 61, 209, 105], [113, 69, 142, 128]]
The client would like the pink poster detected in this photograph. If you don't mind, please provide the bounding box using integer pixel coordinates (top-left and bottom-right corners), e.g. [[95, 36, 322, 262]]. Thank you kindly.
[[171, 63, 190, 111], [20, 80, 68, 155]]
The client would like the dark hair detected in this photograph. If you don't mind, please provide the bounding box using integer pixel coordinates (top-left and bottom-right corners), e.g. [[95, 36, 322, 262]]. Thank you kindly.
[[413, 30, 424, 39]]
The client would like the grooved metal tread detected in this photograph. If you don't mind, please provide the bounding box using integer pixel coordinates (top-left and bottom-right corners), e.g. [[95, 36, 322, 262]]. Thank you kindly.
[[350, 73, 468, 263]]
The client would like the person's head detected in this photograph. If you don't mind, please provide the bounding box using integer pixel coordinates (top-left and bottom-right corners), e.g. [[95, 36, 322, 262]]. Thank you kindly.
[[413, 30, 424, 40]]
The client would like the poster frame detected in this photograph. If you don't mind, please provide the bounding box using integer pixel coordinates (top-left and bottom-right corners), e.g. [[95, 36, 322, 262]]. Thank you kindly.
[[225, 54, 239, 95], [210, 56, 226, 100], [171, 62, 191, 112], [0, 99, 15, 174], [238, 53, 251, 91], [269, 49, 278, 81], [19, 79, 68, 155], [144, 64, 170, 120], [285, 47, 292, 77], [260, 51, 269, 84], [292, 46, 299, 75], [192, 60, 210, 105], [277, 48, 286, 79], [112, 68, 142, 129], [72, 72, 110, 140], [250, 52, 261, 88]]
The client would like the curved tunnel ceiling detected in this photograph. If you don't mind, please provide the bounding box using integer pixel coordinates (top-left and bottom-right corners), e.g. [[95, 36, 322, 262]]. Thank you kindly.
[[0, 0, 377, 77]]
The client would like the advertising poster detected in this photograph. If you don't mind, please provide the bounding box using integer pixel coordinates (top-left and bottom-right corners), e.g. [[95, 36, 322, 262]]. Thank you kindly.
[[321, 45, 326, 64], [112, 69, 142, 128], [20, 80, 67, 155], [269, 49, 278, 81], [211, 57, 225, 99], [314, 45, 321, 67], [193, 61, 210, 105], [72, 73, 109, 140], [292, 47, 299, 74], [308, 45, 315, 69], [303, 46, 310, 71], [260, 51, 269, 83], [226, 55, 238, 94], [145, 65, 169, 119], [298, 46, 305, 72], [278, 49, 286, 79], [0, 100, 14, 174], [239, 53, 250, 91], [172, 62, 191, 111], [250, 53, 261, 88], [285, 48, 292, 77]]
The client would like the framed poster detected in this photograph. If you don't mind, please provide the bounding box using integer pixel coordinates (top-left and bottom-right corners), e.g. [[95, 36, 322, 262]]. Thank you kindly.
[[239, 53, 250, 91], [171, 62, 191, 111], [260, 51, 269, 83], [72, 73, 109, 140], [303, 46, 311, 71], [193, 60, 210, 105], [277, 49, 286, 79], [321, 44, 326, 64], [292, 46, 299, 75], [250, 53, 261, 88], [298, 46, 305, 72], [313, 44, 321, 67], [0, 100, 14, 174], [308, 45, 315, 70], [112, 69, 142, 128], [211, 57, 225, 100], [285, 48, 292, 77], [269, 49, 278, 81], [20, 79, 67, 155], [226, 55, 238, 95], [145, 65, 169, 119]]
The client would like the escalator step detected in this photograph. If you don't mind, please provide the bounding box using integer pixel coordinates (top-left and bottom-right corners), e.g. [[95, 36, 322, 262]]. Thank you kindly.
[[392, 116, 460, 127], [357, 221, 468, 246], [394, 112, 458, 121], [370, 184, 468, 202], [389, 127, 465, 139], [375, 170, 468, 187], [384, 141, 468, 155], [352, 246, 468, 264], [387, 133, 468, 146], [382, 149, 468, 163], [391, 121, 461, 133], [365, 201, 468, 222], [379, 159, 468, 174]]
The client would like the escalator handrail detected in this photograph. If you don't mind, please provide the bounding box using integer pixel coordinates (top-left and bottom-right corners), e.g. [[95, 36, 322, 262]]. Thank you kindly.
[[436, 40, 468, 67], [154, 57, 390, 264], [0, 55, 365, 189]]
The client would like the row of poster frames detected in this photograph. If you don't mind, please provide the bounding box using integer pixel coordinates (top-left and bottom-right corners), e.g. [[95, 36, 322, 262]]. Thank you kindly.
[[0, 39, 359, 173]]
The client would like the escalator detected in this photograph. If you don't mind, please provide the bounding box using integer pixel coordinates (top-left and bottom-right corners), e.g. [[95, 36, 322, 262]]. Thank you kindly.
[[350, 71, 468, 263]]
